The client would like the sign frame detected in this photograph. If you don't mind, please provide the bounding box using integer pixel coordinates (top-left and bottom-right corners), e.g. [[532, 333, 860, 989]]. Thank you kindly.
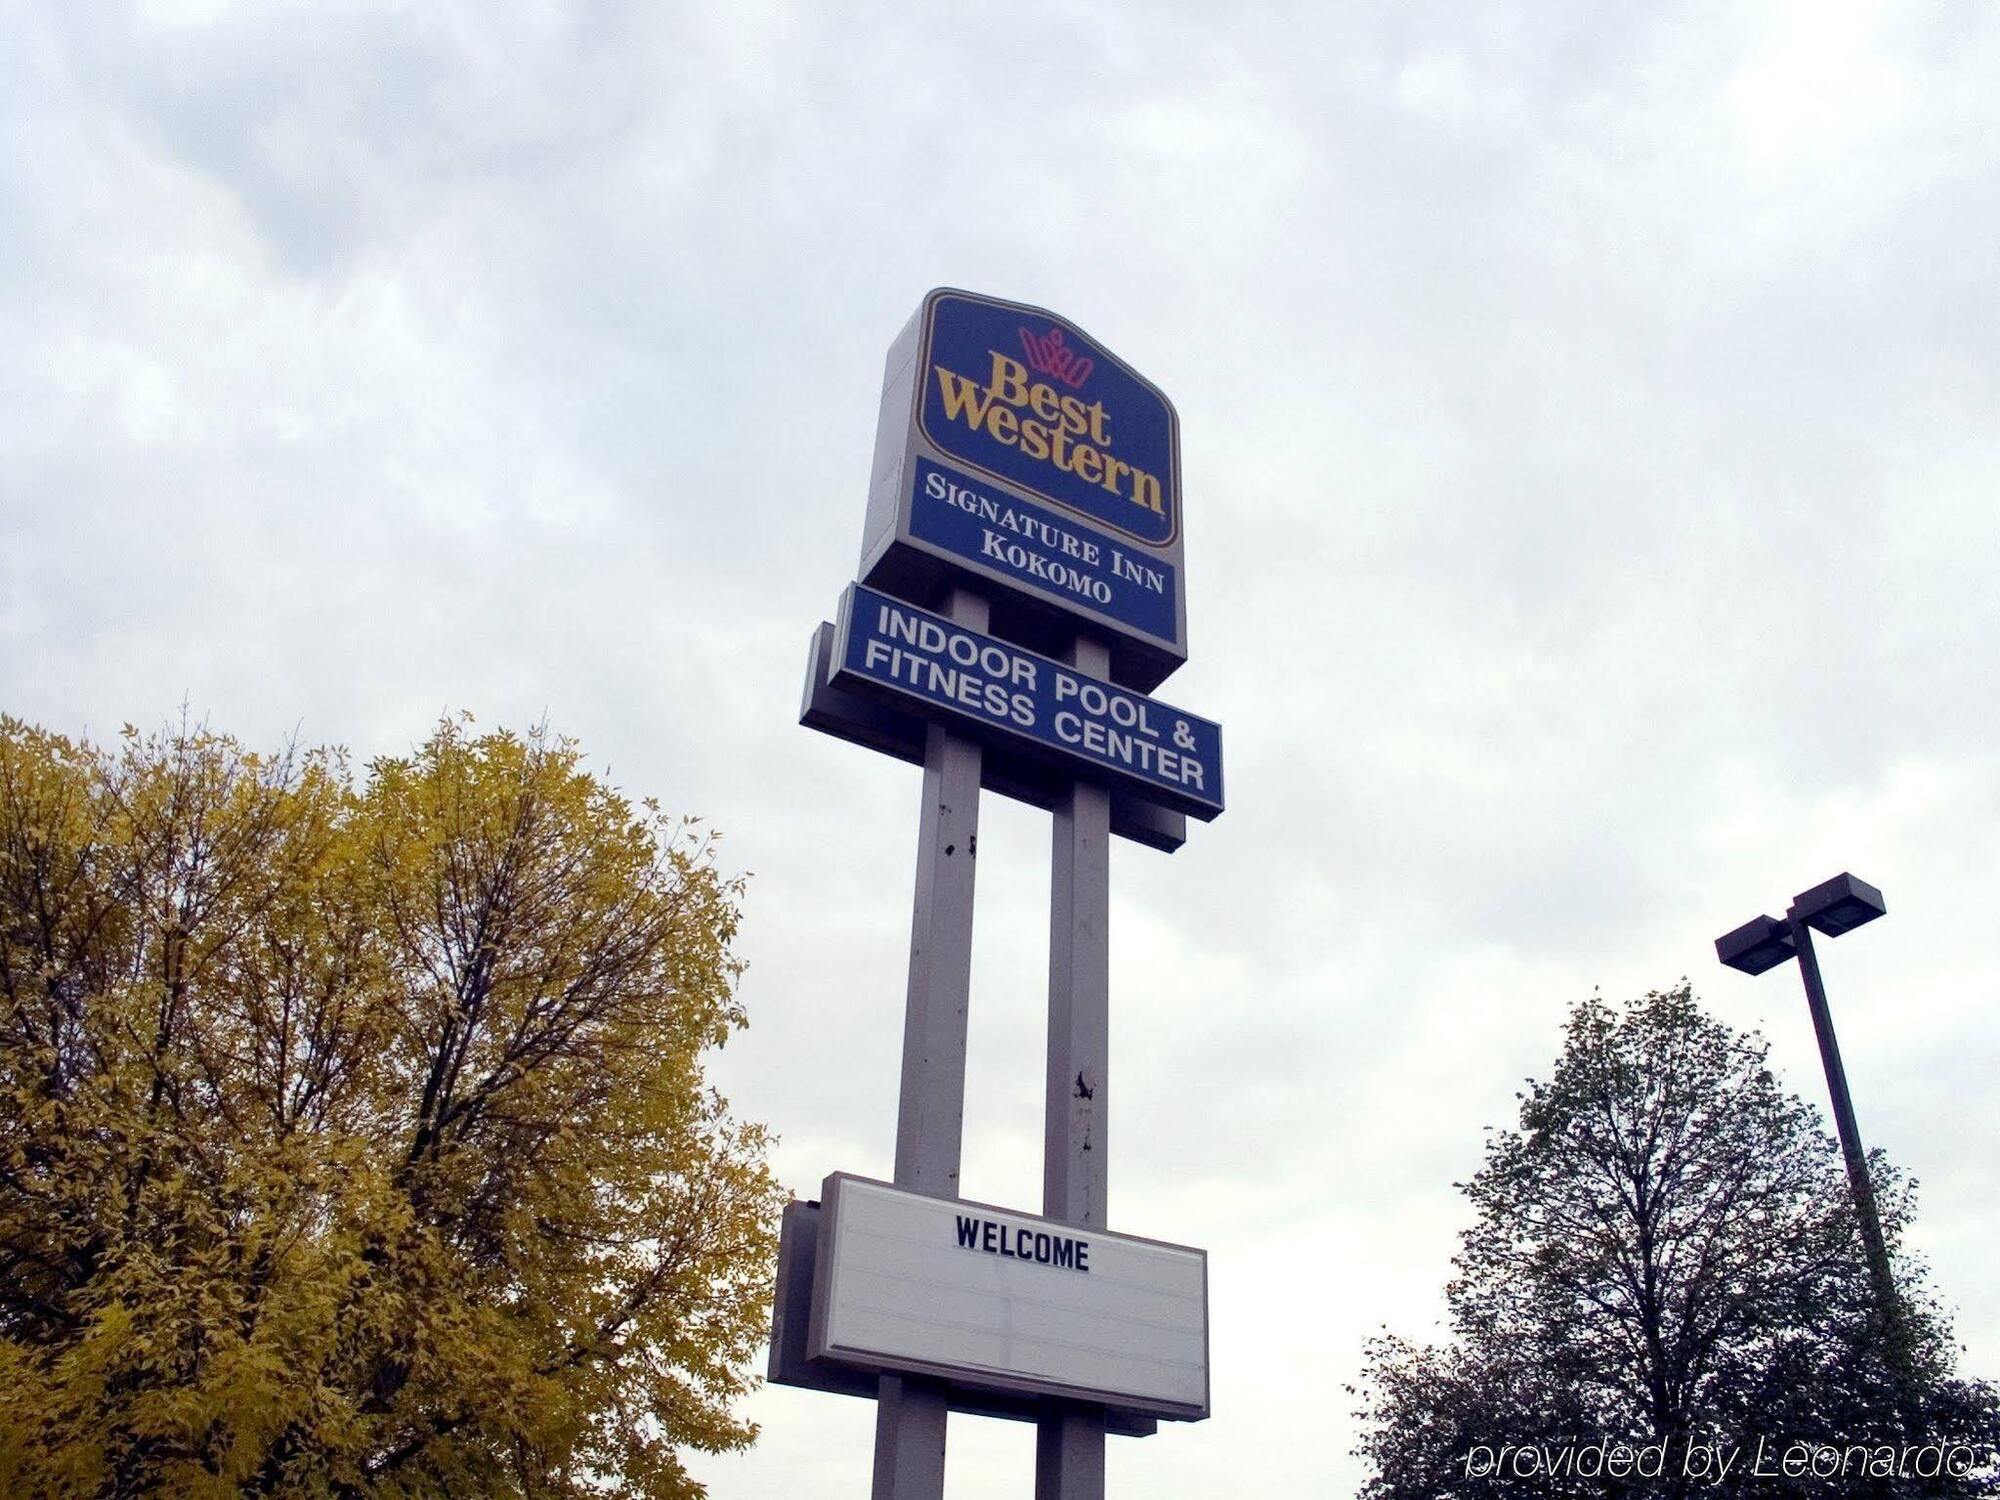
[[798, 617, 1189, 852], [830, 583, 1224, 820], [859, 288, 1189, 692], [766, 1199, 1162, 1438], [805, 1173, 1212, 1424]]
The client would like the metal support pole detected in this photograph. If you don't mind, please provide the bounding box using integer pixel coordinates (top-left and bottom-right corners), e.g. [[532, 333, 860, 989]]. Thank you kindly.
[[1036, 634, 1112, 1500], [1787, 918, 1909, 1381], [872, 586, 988, 1500]]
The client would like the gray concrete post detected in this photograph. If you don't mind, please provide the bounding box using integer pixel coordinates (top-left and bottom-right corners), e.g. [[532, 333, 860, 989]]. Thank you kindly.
[[1035, 634, 1112, 1500], [872, 586, 988, 1500]]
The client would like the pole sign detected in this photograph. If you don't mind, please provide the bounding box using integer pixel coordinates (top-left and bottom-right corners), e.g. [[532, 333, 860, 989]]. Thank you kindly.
[[808, 1175, 1210, 1423], [832, 583, 1223, 820], [859, 289, 1187, 692], [783, 290, 1223, 1496]]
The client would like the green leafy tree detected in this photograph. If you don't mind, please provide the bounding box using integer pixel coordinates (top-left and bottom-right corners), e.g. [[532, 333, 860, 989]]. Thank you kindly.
[[0, 715, 786, 1497], [1350, 984, 2000, 1498]]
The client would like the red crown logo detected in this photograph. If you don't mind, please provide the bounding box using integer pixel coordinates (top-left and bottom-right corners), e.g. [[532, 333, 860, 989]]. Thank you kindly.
[[1017, 325, 1095, 389]]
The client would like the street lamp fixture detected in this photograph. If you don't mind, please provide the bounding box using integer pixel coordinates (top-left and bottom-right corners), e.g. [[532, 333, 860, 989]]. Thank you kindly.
[[1715, 913, 1796, 976], [1791, 870, 1889, 936]]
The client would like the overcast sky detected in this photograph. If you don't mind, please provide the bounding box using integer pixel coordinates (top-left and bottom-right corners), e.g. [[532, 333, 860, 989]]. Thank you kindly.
[[5, 2, 1999, 1494]]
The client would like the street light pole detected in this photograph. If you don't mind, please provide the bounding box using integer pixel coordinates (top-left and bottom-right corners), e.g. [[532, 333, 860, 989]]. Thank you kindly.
[[1784, 913, 1900, 1336], [1715, 872, 1913, 1399]]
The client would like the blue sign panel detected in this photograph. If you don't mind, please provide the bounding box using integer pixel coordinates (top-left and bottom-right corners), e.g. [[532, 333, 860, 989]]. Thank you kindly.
[[834, 585, 1222, 819], [918, 291, 1179, 548], [907, 458, 1179, 647]]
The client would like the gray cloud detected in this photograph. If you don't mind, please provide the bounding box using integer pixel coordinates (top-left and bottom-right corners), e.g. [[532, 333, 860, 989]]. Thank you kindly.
[[5, 3, 1997, 1494]]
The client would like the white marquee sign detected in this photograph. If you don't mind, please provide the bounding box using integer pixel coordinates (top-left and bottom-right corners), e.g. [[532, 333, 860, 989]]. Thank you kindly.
[[807, 1174, 1210, 1422]]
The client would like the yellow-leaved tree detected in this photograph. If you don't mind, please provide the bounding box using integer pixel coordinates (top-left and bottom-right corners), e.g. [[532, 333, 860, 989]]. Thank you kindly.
[[0, 715, 786, 1497]]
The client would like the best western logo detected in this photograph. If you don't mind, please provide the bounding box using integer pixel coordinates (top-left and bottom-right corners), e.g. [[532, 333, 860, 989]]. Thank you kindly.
[[930, 339, 1167, 525]]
